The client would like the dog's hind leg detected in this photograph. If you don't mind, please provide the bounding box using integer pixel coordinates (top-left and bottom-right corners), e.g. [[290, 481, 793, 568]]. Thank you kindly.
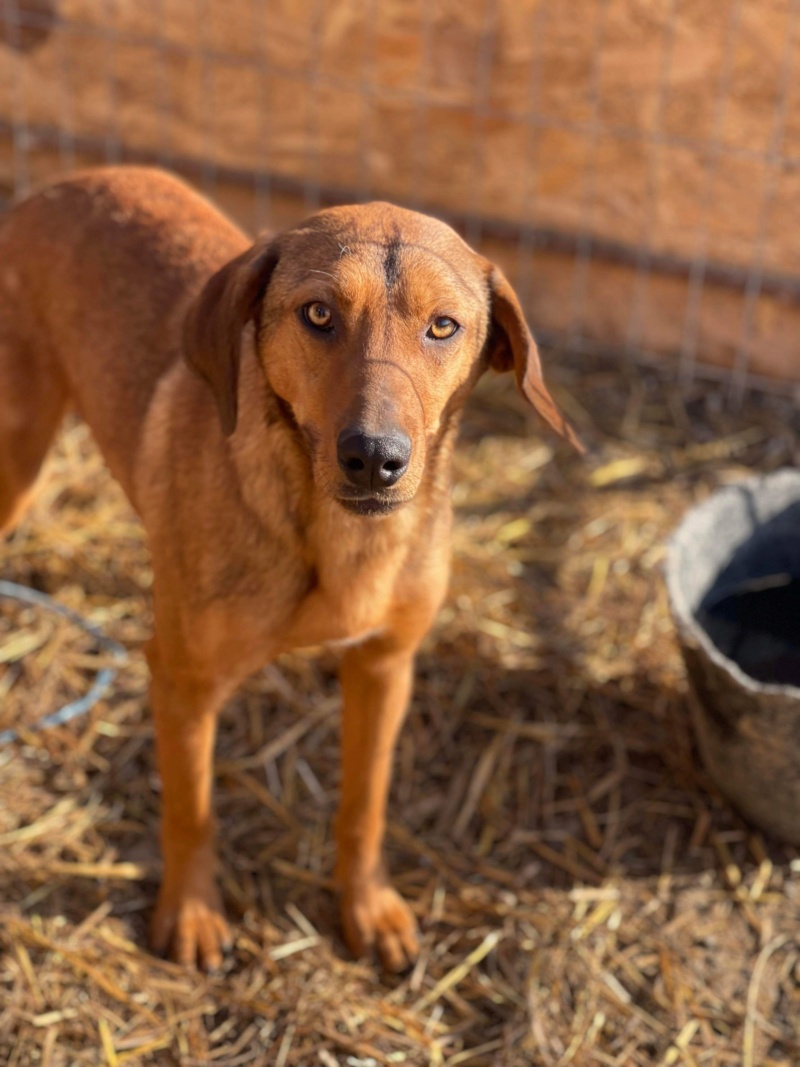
[[0, 309, 68, 534]]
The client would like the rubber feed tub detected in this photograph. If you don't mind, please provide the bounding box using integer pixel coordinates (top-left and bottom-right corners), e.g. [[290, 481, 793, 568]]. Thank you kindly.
[[667, 469, 800, 843]]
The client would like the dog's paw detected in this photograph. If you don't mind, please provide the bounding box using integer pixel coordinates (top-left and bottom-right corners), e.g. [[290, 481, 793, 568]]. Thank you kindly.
[[340, 880, 419, 972], [150, 885, 232, 971]]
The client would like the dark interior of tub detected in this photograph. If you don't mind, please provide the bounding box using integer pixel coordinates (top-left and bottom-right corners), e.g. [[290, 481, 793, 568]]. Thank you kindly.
[[695, 503, 800, 687]]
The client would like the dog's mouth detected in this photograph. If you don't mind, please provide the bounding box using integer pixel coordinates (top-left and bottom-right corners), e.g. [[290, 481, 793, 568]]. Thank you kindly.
[[335, 490, 408, 517]]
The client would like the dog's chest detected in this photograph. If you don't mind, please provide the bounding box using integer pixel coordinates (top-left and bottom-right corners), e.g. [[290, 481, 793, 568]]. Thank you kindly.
[[278, 551, 400, 653], [280, 583, 391, 651], [321, 626, 385, 652]]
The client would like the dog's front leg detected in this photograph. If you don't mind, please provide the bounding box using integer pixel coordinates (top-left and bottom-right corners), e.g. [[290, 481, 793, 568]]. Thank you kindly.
[[146, 639, 236, 971], [336, 636, 420, 971]]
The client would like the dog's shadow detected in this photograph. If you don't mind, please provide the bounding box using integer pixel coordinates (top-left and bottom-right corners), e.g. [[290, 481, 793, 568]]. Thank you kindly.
[[4, 610, 769, 935]]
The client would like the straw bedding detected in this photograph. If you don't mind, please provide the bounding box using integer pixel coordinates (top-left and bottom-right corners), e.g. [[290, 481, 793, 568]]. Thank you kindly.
[[2, 353, 800, 1065]]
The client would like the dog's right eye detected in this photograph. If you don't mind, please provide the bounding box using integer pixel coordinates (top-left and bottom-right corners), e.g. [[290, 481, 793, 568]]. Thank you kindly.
[[302, 302, 334, 331], [427, 316, 459, 340]]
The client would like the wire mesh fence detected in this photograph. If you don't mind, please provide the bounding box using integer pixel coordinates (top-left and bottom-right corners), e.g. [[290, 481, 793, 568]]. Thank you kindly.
[[2, 0, 800, 398]]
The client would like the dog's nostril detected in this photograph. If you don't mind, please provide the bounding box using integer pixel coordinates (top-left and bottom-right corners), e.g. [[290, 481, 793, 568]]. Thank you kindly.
[[345, 456, 365, 472], [382, 459, 405, 473]]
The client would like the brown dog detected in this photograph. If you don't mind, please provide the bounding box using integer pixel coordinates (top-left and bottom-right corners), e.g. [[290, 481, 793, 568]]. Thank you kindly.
[[0, 167, 580, 971]]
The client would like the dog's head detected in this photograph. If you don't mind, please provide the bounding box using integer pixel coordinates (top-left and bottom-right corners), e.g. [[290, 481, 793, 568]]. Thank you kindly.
[[184, 202, 581, 516]]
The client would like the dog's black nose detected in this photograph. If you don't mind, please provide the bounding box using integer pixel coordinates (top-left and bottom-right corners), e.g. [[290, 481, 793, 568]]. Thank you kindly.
[[337, 428, 411, 489]]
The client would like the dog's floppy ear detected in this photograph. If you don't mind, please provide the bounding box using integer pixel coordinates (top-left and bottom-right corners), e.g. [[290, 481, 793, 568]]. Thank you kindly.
[[486, 265, 584, 454], [183, 239, 280, 435]]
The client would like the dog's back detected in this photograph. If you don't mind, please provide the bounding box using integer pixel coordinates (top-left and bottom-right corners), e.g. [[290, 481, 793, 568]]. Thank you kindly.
[[0, 167, 247, 514]]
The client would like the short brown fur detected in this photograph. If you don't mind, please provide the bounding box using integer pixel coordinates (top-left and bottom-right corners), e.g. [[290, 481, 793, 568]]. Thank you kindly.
[[0, 167, 579, 971]]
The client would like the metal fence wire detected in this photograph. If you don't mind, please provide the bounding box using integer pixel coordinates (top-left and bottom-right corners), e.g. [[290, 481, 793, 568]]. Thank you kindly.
[[3, 0, 800, 398]]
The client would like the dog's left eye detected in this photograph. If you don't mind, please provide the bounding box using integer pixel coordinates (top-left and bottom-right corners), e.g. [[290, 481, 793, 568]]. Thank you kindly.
[[302, 302, 334, 331], [427, 316, 459, 340]]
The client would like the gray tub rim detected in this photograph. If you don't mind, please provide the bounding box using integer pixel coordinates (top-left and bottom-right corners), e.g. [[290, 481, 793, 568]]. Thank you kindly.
[[665, 468, 800, 698]]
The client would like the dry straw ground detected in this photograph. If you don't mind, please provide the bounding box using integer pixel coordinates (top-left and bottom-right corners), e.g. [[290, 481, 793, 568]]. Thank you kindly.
[[2, 353, 800, 1066]]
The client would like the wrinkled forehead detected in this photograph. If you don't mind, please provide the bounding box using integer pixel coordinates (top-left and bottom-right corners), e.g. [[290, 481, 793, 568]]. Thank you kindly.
[[270, 205, 488, 310]]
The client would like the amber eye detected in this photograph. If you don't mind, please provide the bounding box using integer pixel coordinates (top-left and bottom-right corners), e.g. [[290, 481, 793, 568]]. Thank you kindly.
[[427, 316, 459, 340], [303, 302, 334, 331]]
